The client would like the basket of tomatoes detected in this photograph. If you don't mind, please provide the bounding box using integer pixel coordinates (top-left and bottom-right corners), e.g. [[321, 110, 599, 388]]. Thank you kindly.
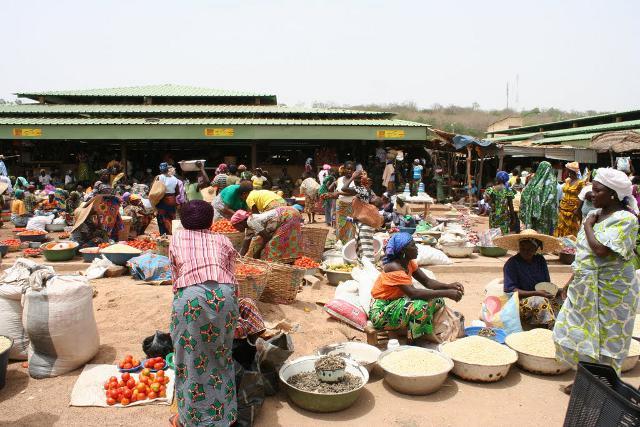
[[125, 240, 157, 252], [17, 230, 48, 243], [22, 248, 42, 258], [2, 239, 21, 252], [103, 368, 171, 407], [211, 219, 244, 251], [235, 257, 270, 300]]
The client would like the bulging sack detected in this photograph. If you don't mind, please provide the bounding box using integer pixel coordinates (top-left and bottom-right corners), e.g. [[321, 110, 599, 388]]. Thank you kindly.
[[24, 275, 100, 378], [0, 284, 29, 360]]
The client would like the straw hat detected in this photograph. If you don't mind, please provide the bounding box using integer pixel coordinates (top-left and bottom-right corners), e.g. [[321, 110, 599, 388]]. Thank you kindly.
[[70, 197, 99, 233], [200, 186, 216, 203], [493, 229, 561, 254], [565, 162, 580, 173], [0, 181, 8, 195]]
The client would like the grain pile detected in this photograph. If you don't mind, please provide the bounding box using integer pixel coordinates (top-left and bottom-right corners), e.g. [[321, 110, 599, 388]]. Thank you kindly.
[[442, 336, 517, 366], [505, 329, 556, 358], [380, 348, 450, 376], [287, 371, 362, 393], [101, 244, 142, 254], [315, 355, 346, 371]]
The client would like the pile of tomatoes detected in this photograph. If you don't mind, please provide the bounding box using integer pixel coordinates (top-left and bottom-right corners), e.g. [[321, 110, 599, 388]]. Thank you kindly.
[[125, 240, 157, 251], [18, 230, 47, 236], [117, 354, 141, 370], [236, 264, 266, 277], [104, 369, 170, 406], [143, 356, 166, 370], [2, 239, 20, 247], [294, 256, 320, 268], [210, 219, 237, 233], [23, 248, 42, 257], [98, 242, 111, 249]]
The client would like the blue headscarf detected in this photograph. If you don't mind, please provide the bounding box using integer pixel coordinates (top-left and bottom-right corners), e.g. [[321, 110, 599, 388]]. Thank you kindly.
[[159, 162, 169, 173], [496, 171, 510, 189], [383, 232, 414, 264]]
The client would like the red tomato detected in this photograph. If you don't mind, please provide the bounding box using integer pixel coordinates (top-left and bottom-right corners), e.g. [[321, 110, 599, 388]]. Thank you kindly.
[[121, 372, 131, 382], [108, 389, 119, 400], [148, 391, 157, 400], [141, 368, 151, 377], [150, 382, 161, 393], [131, 359, 139, 367], [126, 378, 136, 389], [119, 362, 125, 369], [135, 383, 146, 392], [109, 376, 118, 383], [138, 392, 147, 401], [163, 377, 170, 385], [144, 360, 152, 368], [124, 355, 133, 363], [159, 390, 167, 398], [109, 381, 118, 389], [120, 397, 130, 406], [123, 389, 132, 399], [130, 394, 137, 403], [118, 380, 126, 388], [139, 375, 149, 385], [159, 385, 166, 393], [156, 370, 165, 378], [123, 362, 133, 370], [103, 382, 110, 390], [106, 397, 116, 406], [153, 362, 164, 370]]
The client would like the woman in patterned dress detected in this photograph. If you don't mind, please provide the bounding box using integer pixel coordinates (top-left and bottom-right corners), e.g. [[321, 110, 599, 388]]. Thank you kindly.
[[230, 206, 303, 263], [553, 168, 639, 393], [369, 232, 464, 341], [335, 162, 356, 244], [554, 162, 585, 237], [340, 169, 379, 264], [484, 171, 515, 235], [520, 161, 559, 235], [169, 200, 239, 426]]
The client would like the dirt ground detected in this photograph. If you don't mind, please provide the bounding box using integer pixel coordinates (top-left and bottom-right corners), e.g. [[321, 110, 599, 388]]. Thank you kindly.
[[1, 211, 639, 426]]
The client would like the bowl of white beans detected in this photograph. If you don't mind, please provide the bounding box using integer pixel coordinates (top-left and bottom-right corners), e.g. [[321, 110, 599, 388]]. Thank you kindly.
[[377, 346, 453, 395]]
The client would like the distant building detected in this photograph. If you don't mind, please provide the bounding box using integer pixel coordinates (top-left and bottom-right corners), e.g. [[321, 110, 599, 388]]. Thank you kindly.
[[486, 116, 523, 136]]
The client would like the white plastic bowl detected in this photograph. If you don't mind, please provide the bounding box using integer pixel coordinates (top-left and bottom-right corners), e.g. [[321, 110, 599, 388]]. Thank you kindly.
[[442, 244, 474, 258], [377, 346, 453, 395], [342, 237, 383, 264]]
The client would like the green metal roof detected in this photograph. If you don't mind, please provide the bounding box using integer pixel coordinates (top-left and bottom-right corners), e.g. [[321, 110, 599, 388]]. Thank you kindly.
[[0, 104, 394, 118], [486, 108, 640, 136], [0, 117, 427, 127], [490, 119, 640, 143], [16, 84, 275, 99]]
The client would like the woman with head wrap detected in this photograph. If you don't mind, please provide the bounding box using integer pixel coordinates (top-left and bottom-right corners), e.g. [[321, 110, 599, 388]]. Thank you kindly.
[[155, 162, 184, 235], [554, 162, 585, 237], [169, 200, 240, 426], [335, 161, 356, 244], [304, 157, 314, 175], [369, 232, 464, 342], [553, 168, 639, 392], [123, 194, 153, 236], [340, 169, 380, 263], [299, 172, 320, 224], [519, 161, 559, 235], [230, 203, 303, 263], [318, 167, 338, 226], [213, 181, 253, 221], [483, 171, 516, 235], [70, 191, 124, 249], [211, 163, 229, 191], [10, 190, 30, 227], [494, 229, 563, 328]]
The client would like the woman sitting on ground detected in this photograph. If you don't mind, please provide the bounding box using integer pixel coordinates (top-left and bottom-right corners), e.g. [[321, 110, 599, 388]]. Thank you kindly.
[[494, 229, 563, 329], [369, 232, 464, 342], [10, 190, 30, 227]]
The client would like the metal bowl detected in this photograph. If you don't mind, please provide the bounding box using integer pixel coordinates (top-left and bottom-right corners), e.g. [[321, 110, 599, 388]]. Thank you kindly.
[[377, 346, 453, 395], [17, 232, 48, 243], [100, 251, 139, 266], [479, 246, 508, 257], [40, 241, 79, 262], [45, 223, 66, 232], [316, 342, 382, 374], [512, 351, 572, 375], [321, 268, 353, 286], [79, 247, 102, 263], [279, 355, 368, 413], [441, 342, 517, 383]]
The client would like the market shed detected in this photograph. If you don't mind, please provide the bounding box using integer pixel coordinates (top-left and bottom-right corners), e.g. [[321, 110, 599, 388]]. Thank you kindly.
[[0, 84, 429, 176]]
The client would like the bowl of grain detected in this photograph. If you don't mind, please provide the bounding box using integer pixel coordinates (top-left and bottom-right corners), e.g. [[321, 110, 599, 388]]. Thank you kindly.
[[100, 243, 142, 266], [316, 342, 382, 375], [621, 339, 640, 373], [505, 329, 571, 375], [441, 336, 517, 382], [279, 355, 368, 413], [377, 346, 453, 395]]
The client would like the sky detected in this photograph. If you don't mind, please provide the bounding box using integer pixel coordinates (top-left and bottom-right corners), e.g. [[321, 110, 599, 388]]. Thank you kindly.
[[1, 0, 639, 112]]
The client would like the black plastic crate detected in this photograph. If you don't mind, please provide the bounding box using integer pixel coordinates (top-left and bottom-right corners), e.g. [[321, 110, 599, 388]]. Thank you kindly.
[[564, 362, 640, 427]]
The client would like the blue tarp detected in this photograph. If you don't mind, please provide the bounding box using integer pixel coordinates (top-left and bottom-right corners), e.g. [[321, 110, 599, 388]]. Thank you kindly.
[[452, 134, 495, 150]]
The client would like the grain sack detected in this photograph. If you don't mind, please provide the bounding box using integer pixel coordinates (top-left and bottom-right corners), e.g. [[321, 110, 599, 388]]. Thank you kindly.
[[23, 275, 99, 378], [0, 284, 29, 360]]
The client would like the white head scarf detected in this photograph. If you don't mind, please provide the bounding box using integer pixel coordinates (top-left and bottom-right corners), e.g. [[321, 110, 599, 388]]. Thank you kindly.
[[593, 167, 638, 214]]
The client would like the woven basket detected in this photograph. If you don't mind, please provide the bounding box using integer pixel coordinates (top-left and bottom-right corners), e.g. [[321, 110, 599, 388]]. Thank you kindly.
[[235, 257, 270, 300], [214, 231, 244, 252], [260, 262, 306, 305], [301, 226, 329, 262]]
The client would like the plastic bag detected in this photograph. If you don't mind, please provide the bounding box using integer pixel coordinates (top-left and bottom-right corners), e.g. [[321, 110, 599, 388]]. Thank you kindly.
[[352, 258, 381, 310], [142, 330, 173, 358], [26, 215, 54, 232], [85, 255, 115, 280], [616, 157, 631, 174], [479, 228, 503, 247], [480, 291, 523, 335]]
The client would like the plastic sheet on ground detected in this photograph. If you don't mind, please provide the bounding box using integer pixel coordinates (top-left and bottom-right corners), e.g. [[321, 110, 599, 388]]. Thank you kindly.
[[70, 364, 175, 407]]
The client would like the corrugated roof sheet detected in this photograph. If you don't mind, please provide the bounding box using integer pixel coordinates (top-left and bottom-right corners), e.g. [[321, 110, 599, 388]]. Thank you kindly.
[[15, 84, 275, 98], [490, 119, 640, 143], [0, 104, 393, 117], [0, 117, 427, 127]]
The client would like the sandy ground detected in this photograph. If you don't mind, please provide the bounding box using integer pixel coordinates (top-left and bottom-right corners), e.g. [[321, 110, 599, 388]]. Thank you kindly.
[[0, 209, 638, 426]]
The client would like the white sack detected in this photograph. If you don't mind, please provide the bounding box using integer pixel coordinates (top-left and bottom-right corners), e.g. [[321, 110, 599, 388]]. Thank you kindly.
[[0, 284, 29, 360], [24, 275, 99, 378], [417, 244, 452, 266], [353, 258, 381, 310]]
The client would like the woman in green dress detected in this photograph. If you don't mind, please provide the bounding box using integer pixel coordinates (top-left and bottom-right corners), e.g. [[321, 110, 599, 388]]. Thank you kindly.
[[484, 171, 515, 235], [520, 161, 559, 235], [553, 168, 639, 393]]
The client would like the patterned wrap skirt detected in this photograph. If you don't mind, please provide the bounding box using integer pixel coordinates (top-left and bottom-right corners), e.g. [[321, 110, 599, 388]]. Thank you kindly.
[[157, 194, 177, 235], [369, 297, 445, 340], [335, 200, 355, 244], [170, 282, 239, 426]]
